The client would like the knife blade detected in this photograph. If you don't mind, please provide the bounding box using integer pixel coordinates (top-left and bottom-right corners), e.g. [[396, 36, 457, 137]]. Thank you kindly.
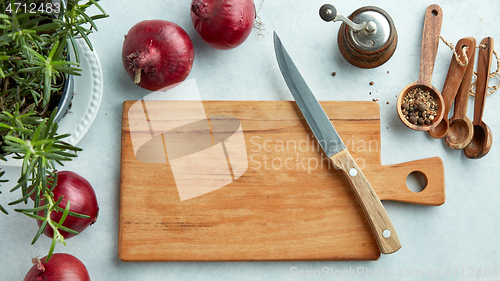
[[274, 32, 401, 254]]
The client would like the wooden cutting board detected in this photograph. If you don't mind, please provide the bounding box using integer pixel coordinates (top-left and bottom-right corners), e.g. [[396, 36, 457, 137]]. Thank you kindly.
[[119, 101, 445, 262]]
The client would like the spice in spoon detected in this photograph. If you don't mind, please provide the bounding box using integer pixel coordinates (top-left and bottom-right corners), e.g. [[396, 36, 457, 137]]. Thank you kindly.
[[401, 88, 439, 125]]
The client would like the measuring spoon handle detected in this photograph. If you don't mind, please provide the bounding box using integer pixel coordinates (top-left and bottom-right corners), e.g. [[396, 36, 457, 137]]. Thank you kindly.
[[474, 37, 494, 125], [453, 38, 476, 120], [441, 38, 474, 116], [418, 5, 443, 86]]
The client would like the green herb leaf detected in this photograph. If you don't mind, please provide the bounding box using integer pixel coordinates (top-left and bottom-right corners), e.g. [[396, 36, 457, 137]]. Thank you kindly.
[[56, 201, 70, 228], [57, 225, 79, 235], [50, 195, 63, 212], [53, 205, 90, 219], [46, 234, 57, 262], [21, 212, 47, 221], [0, 204, 8, 215], [74, 25, 92, 51], [31, 219, 48, 245], [14, 204, 49, 213], [8, 183, 37, 205]]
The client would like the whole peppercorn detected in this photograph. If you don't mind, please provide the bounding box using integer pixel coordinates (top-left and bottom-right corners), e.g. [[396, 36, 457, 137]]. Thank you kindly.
[[402, 87, 439, 126]]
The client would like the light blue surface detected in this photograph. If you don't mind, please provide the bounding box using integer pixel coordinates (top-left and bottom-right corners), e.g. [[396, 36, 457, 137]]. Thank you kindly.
[[1, 0, 499, 280]]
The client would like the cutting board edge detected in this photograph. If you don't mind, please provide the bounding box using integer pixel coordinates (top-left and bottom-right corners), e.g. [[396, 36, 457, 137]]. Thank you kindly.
[[118, 101, 130, 260], [118, 242, 382, 262], [117, 255, 381, 262]]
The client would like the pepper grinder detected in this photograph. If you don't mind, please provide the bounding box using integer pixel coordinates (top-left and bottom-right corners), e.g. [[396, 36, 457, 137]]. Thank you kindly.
[[319, 4, 398, 68]]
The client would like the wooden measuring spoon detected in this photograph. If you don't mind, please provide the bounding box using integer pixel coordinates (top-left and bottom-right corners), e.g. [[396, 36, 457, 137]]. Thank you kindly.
[[428, 38, 474, 139], [464, 37, 494, 159], [397, 4, 444, 131], [445, 38, 476, 149]]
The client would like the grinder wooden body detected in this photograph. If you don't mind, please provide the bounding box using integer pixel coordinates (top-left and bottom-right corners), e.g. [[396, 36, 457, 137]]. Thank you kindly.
[[337, 6, 397, 68]]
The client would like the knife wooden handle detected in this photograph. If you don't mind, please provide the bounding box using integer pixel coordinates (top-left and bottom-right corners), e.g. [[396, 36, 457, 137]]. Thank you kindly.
[[330, 149, 401, 255]]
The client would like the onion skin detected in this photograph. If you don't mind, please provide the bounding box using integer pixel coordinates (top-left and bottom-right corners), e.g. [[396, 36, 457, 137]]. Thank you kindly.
[[191, 0, 256, 50], [24, 253, 90, 281], [122, 20, 195, 91], [36, 171, 99, 239]]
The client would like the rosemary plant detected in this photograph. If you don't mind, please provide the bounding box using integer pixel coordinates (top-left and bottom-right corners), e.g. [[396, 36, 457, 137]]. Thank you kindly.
[[0, 0, 107, 260]]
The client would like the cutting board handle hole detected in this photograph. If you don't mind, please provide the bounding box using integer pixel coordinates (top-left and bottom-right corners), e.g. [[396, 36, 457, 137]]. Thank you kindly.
[[406, 171, 427, 193], [382, 230, 391, 238]]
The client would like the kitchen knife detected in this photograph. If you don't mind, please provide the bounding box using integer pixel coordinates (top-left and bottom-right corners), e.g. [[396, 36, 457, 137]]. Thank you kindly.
[[274, 32, 401, 254]]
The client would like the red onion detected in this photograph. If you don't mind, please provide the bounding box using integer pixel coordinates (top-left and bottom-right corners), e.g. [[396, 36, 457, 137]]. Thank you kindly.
[[36, 171, 98, 239], [191, 0, 256, 50], [122, 20, 195, 91], [24, 253, 90, 281]]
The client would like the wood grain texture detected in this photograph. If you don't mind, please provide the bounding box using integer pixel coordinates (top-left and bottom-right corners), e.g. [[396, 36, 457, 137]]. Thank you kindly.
[[397, 83, 444, 131], [464, 37, 494, 159], [472, 38, 493, 126], [329, 149, 401, 254], [119, 101, 445, 262], [418, 4, 443, 86], [396, 5, 444, 132], [445, 38, 476, 149], [428, 37, 474, 139], [439, 38, 474, 116], [337, 6, 397, 69]]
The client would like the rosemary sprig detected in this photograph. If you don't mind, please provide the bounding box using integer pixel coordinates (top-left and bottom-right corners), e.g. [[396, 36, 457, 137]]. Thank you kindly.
[[0, 0, 108, 115], [3, 108, 85, 258], [0, 0, 107, 261]]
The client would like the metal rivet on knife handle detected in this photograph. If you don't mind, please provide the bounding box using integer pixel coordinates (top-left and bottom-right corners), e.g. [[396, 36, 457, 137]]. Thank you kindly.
[[330, 149, 401, 254]]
